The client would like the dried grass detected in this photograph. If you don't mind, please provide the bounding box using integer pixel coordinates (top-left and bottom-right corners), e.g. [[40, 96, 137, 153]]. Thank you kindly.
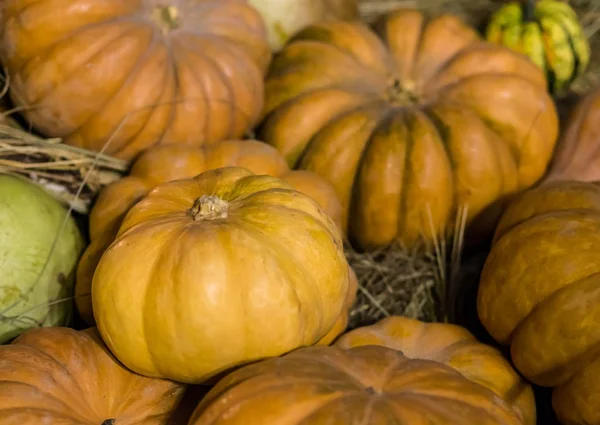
[[0, 124, 128, 214]]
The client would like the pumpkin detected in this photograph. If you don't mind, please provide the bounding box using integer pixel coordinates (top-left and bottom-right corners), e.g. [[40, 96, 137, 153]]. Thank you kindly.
[[248, 0, 358, 50], [92, 166, 350, 384], [477, 180, 600, 425], [0, 175, 84, 344], [335, 316, 536, 425], [486, 0, 590, 93], [543, 86, 600, 183], [0, 326, 185, 424], [75, 139, 344, 326], [259, 8, 559, 250], [0, 0, 271, 161], [188, 344, 524, 424], [316, 265, 358, 346]]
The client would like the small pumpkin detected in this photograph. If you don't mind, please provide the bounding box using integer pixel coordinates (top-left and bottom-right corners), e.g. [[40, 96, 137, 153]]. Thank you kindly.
[[248, 0, 358, 50], [259, 8, 559, 250], [0, 0, 271, 160], [188, 344, 524, 424], [477, 180, 600, 425], [75, 139, 343, 325], [335, 316, 536, 425], [0, 175, 84, 343], [543, 86, 600, 183], [0, 326, 185, 424], [486, 0, 590, 93], [92, 166, 351, 384]]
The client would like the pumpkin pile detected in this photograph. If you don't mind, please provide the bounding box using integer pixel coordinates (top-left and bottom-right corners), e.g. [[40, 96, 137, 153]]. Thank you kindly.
[[0, 0, 599, 424]]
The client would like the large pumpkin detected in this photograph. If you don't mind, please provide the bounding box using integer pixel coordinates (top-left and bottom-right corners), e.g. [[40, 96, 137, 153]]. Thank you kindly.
[[75, 139, 343, 325], [0, 0, 271, 160], [92, 166, 351, 384], [0, 326, 185, 424], [544, 86, 600, 183], [477, 180, 600, 425], [188, 344, 524, 424], [335, 316, 536, 425], [259, 8, 559, 250], [0, 175, 84, 344], [486, 0, 590, 93]]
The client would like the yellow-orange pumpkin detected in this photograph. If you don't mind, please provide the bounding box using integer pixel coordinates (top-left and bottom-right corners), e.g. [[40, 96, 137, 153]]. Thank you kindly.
[[92, 166, 350, 384], [0, 0, 271, 160], [335, 316, 535, 425], [259, 8, 559, 250], [478, 180, 600, 425], [75, 139, 343, 325], [0, 327, 185, 424], [188, 344, 524, 424], [316, 265, 358, 346], [544, 86, 600, 184]]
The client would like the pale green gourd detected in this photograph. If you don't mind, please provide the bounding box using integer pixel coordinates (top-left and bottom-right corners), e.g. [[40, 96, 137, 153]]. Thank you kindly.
[[0, 175, 84, 343]]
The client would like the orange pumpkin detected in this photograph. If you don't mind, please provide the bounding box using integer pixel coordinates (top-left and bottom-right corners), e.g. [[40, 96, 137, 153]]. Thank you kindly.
[[0, 0, 271, 160], [477, 180, 600, 425], [92, 166, 351, 384], [0, 327, 185, 424], [75, 139, 343, 325], [544, 86, 600, 183], [259, 8, 559, 250], [335, 316, 536, 425], [188, 344, 524, 424]]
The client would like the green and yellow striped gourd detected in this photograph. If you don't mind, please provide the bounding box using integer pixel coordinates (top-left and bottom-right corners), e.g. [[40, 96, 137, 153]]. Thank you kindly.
[[486, 0, 590, 93]]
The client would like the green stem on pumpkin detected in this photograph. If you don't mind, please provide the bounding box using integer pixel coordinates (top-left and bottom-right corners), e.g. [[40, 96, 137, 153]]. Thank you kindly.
[[522, 0, 537, 22]]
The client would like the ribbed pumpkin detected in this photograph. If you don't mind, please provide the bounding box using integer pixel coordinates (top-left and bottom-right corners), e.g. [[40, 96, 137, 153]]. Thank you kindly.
[[92, 167, 351, 384], [478, 180, 600, 425], [0, 327, 185, 425], [75, 139, 343, 326], [335, 316, 536, 425], [0, 0, 271, 160], [259, 8, 559, 250], [544, 86, 600, 183], [188, 344, 524, 424], [486, 0, 590, 93]]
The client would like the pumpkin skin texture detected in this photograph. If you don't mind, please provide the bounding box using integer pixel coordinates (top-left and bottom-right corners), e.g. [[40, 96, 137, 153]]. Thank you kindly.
[[486, 0, 590, 93], [188, 344, 523, 425], [0, 175, 84, 344], [259, 9, 559, 250], [92, 166, 350, 384], [544, 86, 600, 184], [315, 265, 358, 346], [75, 139, 344, 325], [0, 0, 271, 160], [335, 316, 535, 425], [477, 180, 600, 425], [0, 326, 185, 425]]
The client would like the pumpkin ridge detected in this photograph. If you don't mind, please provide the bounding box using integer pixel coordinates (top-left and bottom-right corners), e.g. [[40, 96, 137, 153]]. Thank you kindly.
[[11, 337, 98, 419], [510, 271, 600, 384], [0, 379, 88, 421], [12, 14, 135, 75], [178, 33, 266, 135], [230, 204, 337, 340], [171, 35, 240, 138], [23, 22, 153, 108], [75, 35, 166, 153]]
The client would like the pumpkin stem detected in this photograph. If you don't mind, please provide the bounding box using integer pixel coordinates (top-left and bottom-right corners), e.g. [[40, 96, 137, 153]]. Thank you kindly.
[[187, 195, 229, 221], [101, 420, 116, 425], [386, 78, 419, 105], [151, 5, 180, 34]]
